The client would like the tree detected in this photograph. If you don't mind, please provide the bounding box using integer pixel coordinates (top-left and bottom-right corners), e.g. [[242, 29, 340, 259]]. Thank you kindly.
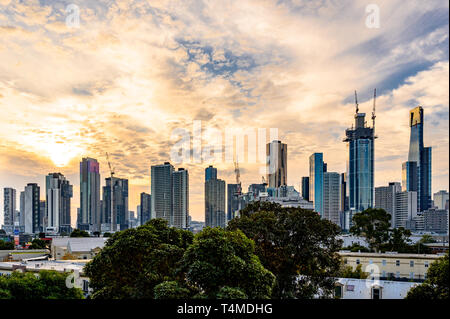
[[0, 240, 14, 250], [406, 254, 449, 299], [0, 270, 83, 299], [419, 234, 436, 244], [227, 201, 342, 299], [339, 264, 369, 279], [154, 281, 192, 299], [28, 239, 48, 250], [387, 227, 411, 252], [70, 229, 90, 238], [342, 243, 370, 252], [103, 232, 112, 238], [350, 208, 391, 252], [180, 227, 275, 299], [84, 219, 193, 299]]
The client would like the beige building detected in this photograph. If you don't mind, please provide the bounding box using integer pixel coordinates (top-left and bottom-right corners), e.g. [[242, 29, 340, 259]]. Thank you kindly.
[[51, 237, 107, 260], [339, 251, 443, 281]]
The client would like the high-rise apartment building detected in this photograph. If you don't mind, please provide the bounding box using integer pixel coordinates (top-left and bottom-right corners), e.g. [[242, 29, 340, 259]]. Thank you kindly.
[[403, 106, 432, 211], [46, 173, 73, 234], [205, 165, 217, 182], [79, 158, 101, 232], [140, 192, 151, 226], [205, 166, 226, 228], [344, 111, 375, 212], [375, 182, 401, 227], [103, 177, 129, 231], [309, 153, 324, 215], [433, 190, 449, 210], [227, 183, 239, 221], [3, 188, 16, 227], [323, 172, 340, 225], [22, 183, 40, 234], [151, 162, 174, 225], [394, 191, 417, 229], [172, 168, 189, 229], [267, 140, 287, 188]]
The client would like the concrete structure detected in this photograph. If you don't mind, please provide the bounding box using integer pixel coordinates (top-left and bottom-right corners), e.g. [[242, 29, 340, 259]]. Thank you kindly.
[[103, 177, 129, 231], [46, 173, 73, 234], [422, 208, 448, 234], [433, 190, 449, 210], [3, 188, 16, 229], [172, 168, 189, 229], [205, 174, 226, 228], [22, 183, 40, 234], [267, 140, 287, 188], [394, 191, 417, 229], [323, 172, 340, 225], [151, 162, 174, 226], [375, 182, 401, 227], [309, 152, 324, 215], [140, 192, 151, 226], [339, 251, 442, 281], [227, 183, 240, 221], [51, 237, 107, 260], [79, 158, 101, 232]]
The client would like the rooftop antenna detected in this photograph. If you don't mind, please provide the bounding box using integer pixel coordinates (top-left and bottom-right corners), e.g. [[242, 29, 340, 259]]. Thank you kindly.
[[354, 90, 359, 114]]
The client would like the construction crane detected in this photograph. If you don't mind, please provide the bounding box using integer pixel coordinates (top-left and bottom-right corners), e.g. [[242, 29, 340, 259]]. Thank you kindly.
[[261, 176, 267, 186], [372, 88, 377, 130], [105, 152, 115, 232], [354, 90, 359, 114]]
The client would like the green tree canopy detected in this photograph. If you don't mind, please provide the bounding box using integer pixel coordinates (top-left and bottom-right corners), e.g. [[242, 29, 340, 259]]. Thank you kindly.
[[406, 254, 449, 299], [70, 229, 90, 238], [350, 208, 391, 252], [0, 240, 14, 250], [0, 270, 83, 299], [28, 239, 48, 250], [227, 201, 342, 299], [180, 227, 275, 299], [84, 218, 193, 299]]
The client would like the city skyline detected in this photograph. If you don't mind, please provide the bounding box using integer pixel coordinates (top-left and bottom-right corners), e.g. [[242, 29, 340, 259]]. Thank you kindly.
[[1, 0, 449, 224]]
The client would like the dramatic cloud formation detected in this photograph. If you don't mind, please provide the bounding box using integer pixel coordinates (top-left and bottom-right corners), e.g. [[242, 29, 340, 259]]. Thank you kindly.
[[0, 0, 448, 223]]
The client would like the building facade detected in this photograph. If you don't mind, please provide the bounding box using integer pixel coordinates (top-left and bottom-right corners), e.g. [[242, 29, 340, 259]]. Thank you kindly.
[[309, 152, 324, 215], [140, 192, 151, 226], [151, 162, 174, 226], [344, 112, 375, 212], [205, 168, 226, 228], [3, 188, 16, 228], [46, 173, 73, 234], [394, 191, 417, 229], [266, 140, 287, 188], [323, 172, 340, 225], [22, 183, 40, 234], [79, 158, 101, 232], [103, 177, 129, 231], [172, 168, 189, 229], [375, 182, 401, 227], [404, 106, 432, 212], [433, 190, 449, 210], [301, 176, 310, 201]]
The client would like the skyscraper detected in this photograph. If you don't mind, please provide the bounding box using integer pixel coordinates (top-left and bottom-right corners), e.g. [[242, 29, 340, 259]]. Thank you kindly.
[[140, 192, 152, 226], [172, 168, 189, 229], [46, 173, 73, 234], [394, 191, 417, 229], [433, 190, 449, 210], [339, 173, 349, 213], [309, 153, 324, 215], [3, 188, 16, 228], [205, 165, 217, 182], [104, 177, 128, 231], [323, 172, 340, 225], [151, 162, 174, 225], [344, 110, 375, 212], [227, 183, 239, 221], [301, 177, 310, 201], [79, 157, 101, 232], [266, 140, 287, 188], [404, 106, 432, 212], [205, 166, 226, 228], [375, 182, 401, 227], [22, 183, 40, 234]]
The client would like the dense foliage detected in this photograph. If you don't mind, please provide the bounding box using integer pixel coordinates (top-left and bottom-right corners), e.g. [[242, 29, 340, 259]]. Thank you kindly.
[[70, 229, 90, 238], [227, 201, 342, 299], [0, 240, 14, 250], [85, 219, 193, 298], [0, 270, 83, 299], [180, 227, 275, 299], [28, 239, 48, 250], [406, 254, 449, 300]]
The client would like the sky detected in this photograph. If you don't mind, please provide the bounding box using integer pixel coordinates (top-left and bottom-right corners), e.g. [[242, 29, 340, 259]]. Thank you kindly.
[[0, 0, 448, 225]]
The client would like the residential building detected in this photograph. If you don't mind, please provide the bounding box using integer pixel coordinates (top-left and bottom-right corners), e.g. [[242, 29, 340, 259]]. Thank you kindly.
[[323, 172, 340, 225], [375, 182, 401, 227], [205, 167, 226, 228], [46, 173, 73, 234], [394, 191, 417, 229], [266, 140, 287, 188], [140, 192, 151, 226], [172, 168, 189, 229], [301, 176, 310, 201], [205, 165, 217, 182], [433, 190, 449, 210], [3, 188, 16, 229], [22, 184, 40, 234], [151, 162, 174, 225], [79, 158, 101, 232], [103, 177, 129, 231]]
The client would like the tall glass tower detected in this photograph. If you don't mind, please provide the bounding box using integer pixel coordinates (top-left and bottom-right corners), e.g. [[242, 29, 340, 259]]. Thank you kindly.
[[309, 153, 324, 215], [79, 158, 101, 232], [403, 106, 432, 211], [344, 111, 375, 212]]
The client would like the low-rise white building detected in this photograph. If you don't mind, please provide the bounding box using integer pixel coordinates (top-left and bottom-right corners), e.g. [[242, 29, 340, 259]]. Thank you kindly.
[[333, 278, 420, 299]]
